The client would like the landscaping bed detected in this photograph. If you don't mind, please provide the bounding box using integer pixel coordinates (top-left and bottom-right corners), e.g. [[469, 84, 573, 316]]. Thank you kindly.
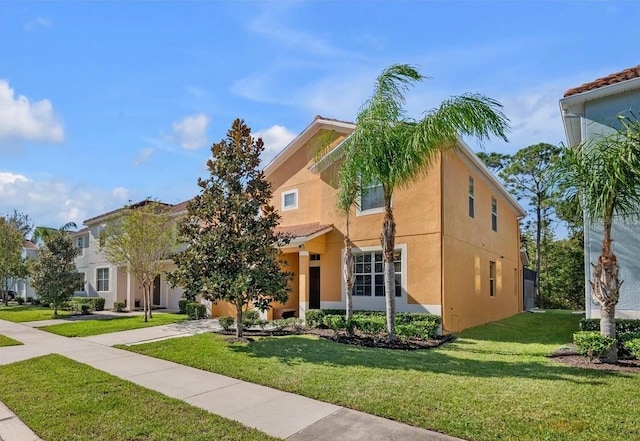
[[550, 345, 640, 374]]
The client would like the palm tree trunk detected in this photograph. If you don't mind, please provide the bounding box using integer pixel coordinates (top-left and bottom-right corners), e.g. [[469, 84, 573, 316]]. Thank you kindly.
[[380, 195, 397, 341], [591, 216, 620, 363], [149, 284, 153, 319], [344, 214, 354, 335], [535, 197, 542, 307]]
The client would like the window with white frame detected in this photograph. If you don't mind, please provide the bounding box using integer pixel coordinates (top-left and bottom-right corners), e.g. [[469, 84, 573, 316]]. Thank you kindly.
[[282, 189, 298, 210], [96, 268, 109, 292], [469, 176, 475, 218], [353, 250, 402, 297], [360, 180, 385, 212], [489, 261, 496, 297], [491, 197, 498, 232], [76, 237, 84, 256]]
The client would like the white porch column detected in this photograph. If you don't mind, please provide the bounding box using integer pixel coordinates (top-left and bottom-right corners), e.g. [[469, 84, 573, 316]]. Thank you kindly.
[[126, 271, 135, 312], [298, 250, 310, 320]]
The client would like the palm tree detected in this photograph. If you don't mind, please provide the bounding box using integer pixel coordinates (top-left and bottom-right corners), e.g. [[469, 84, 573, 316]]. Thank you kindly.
[[339, 64, 509, 340], [556, 116, 640, 363], [32, 222, 77, 244]]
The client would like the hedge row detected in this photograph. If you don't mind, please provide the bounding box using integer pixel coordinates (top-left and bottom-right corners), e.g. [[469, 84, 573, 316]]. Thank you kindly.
[[69, 296, 106, 314], [579, 318, 640, 336]]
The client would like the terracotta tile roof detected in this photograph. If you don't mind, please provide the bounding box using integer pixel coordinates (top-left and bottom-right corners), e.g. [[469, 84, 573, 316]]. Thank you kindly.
[[171, 199, 191, 214], [23, 240, 38, 250], [83, 199, 172, 224], [564, 65, 640, 97], [275, 222, 333, 238]]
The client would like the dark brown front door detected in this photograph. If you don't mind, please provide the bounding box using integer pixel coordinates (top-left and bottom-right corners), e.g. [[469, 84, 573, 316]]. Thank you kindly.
[[309, 267, 320, 309], [153, 275, 161, 306]]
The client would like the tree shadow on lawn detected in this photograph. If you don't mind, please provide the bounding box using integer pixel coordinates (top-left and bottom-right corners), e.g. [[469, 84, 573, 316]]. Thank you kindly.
[[228, 335, 628, 385]]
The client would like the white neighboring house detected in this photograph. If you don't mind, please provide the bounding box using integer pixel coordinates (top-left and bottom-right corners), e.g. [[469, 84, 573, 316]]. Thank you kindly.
[[10, 240, 39, 300], [70, 200, 187, 311]]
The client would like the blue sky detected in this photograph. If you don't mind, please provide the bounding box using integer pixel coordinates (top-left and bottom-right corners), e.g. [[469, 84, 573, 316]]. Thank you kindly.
[[1, 1, 639, 230]]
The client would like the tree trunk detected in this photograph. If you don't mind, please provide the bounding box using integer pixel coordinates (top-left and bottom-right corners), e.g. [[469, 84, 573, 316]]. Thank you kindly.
[[344, 216, 354, 335], [591, 217, 620, 363], [235, 302, 244, 338], [143, 286, 148, 322], [535, 196, 542, 307], [380, 195, 397, 341], [148, 284, 153, 319]]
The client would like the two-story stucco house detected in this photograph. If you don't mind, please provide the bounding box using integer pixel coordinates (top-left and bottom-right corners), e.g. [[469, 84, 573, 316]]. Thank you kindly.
[[225, 115, 526, 333], [560, 64, 640, 319], [70, 200, 186, 311]]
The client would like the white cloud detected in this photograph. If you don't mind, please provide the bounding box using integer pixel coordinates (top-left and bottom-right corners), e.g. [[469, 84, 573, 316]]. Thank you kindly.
[[132, 147, 154, 166], [255, 125, 296, 154], [24, 17, 52, 31], [0, 80, 64, 146], [0, 171, 131, 228], [172, 114, 210, 150]]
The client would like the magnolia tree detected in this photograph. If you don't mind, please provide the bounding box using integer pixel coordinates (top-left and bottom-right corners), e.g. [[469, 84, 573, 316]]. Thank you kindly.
[[170, 119, 292, 337], [0, 216, 27, 305], [30, 230, 83, 315], [100, 202, 175, 322]]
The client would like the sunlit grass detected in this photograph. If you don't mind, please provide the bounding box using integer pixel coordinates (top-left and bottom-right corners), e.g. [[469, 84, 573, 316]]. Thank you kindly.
[[40, 313, 188, 337]]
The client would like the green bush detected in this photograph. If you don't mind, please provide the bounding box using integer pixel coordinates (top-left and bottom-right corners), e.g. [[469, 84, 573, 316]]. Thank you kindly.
[[243, 309, 260, 328], [305, 309, 326, 328], [178, 299, 188, 315], [579, 318, 640, 337], [186, 302, 207, 320], [573, 331, 616, 362], [26, 297, 34, 303], [323, 314, 347, 334], [32, 299, 41, 305], [113, 302, 126, 313], [16, 297, 24, 305], [352, 316, 386, 337], [396, 320, 439, 340], [623, 338, 640, 359], [70, 297, 105, 312], [270, 319, 290, 332], [80, 304, 91, 315], [219, 316, 234, 331]]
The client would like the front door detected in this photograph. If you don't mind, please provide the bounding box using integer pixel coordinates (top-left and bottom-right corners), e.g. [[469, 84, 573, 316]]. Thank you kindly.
[[153, 275, 161, 306], [309, 267, 320, 309]]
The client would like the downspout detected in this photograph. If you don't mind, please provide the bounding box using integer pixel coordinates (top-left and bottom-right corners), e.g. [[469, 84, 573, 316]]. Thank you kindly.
[[440, 152, 446, 333]]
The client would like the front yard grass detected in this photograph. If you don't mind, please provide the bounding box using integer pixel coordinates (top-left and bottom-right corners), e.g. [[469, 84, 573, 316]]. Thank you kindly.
[[40, 313, 188, 337], [0, 354, 278, 441], [0, 305, 71, 322], [122, 311, 640, 441], [0, 334, 22, 346]]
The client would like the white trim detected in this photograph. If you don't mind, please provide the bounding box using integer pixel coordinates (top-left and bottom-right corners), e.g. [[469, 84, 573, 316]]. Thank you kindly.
[[342, 244, 408, 299], [299, 250, 310, 257], [281, 189, 298, 211], [299, 301, 308, 320], [96, 267, 110, 292]]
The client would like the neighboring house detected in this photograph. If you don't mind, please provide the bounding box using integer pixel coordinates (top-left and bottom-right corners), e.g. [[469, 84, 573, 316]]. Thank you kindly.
[[70, 200, 186, 311], [244, 115, 526, 333], [8, 240, 39, 300], [560, 64, 640, 319]]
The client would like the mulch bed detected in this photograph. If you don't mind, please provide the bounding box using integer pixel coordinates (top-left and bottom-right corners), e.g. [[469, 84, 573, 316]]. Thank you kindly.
[[549, 346, 640, 374], [219, 327, 454, 350]]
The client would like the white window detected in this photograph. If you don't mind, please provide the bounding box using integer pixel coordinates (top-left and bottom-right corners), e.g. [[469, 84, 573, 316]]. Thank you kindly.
[[282, 189, 298, 210], [489, 261, 496, 297], [469, 176, 475, 218], [352, 249, 402, 297], [358, 180, 385, 214], [96, 268, 109, 292], [491, 197, 498, 232]]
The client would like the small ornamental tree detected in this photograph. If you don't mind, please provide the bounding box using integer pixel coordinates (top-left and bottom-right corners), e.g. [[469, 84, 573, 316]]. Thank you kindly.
[[169, 119, 292, 337], [30, 230, 83, 315], [0, 216, 26, 305], [100, 201, 175, 322]]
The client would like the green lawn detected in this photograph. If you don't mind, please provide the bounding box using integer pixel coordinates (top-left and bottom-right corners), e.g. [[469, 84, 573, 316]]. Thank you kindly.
[[0, 334, 22, 346], [0, 305, 71, 322], [122, 311, 640, 441], [40, 313, 188, 337], [0, 354, 278, 441]]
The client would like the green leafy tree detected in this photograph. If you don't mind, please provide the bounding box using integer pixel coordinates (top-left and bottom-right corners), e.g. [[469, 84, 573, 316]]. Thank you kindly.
[[30, 230, 83, 315], [170, 119, 292, 337], [0, 216, 26, 305], [338, 64, 509, 340], [499, 143, 561, 307], [5, 210, 33, 239], [556, 116, 640, 363], [476, 151, 510, 173], [32, 222, 77, 244], [100, 202, 175, 322]]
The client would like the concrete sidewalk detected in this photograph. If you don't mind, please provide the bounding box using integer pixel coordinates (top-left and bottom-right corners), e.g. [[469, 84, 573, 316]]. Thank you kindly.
[[0, 319, 463, 441]]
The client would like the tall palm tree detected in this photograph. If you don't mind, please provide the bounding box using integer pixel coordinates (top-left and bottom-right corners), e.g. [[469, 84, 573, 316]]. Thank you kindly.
[[339, 64, 509, 340], [32, 222, 77, 244], [556, 116, 640, 363]]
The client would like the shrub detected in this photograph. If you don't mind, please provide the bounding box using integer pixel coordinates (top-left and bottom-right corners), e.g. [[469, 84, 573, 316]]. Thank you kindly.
[[243, 309, 260, 328], [323, 314, 347, 334], [287, 317, 305, 333], [573, 331, 616, 362], [579, 318, 640, 337], [80, 304, 91, 315], [305, 309, 326, 328], [396, 312, 441, 326], [352, 316, 386, 337], [623, 338, 640, 359], [396, 320, 440, 340], [16, 297, 24, 305], [178, 299, 188, 315], [186, 302, 207, 320], [271, 318, 290, 332], [70, 297, 105, 312], [113, 302, 126, 312], [219, 316, 234, 331], [32, 299, 41, 305], [26, 297, 33, 303]]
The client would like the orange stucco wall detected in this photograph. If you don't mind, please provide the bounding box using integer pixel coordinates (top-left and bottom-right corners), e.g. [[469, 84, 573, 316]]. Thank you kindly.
[[440, 151, 522, 332]]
